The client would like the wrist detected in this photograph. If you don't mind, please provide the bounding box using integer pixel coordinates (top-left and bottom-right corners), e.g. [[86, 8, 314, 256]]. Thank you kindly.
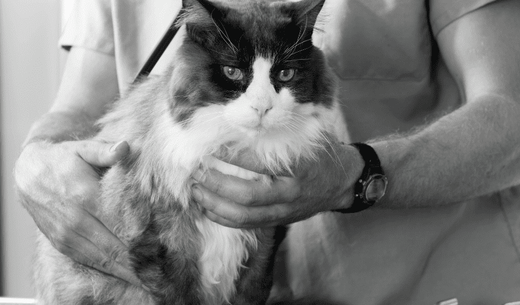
[[328, 143, 364, 211], [334, 142, 388, 213]]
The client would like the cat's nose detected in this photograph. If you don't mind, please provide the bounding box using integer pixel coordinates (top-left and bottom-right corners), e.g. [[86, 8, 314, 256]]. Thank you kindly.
[[251, 105, 273, 117]]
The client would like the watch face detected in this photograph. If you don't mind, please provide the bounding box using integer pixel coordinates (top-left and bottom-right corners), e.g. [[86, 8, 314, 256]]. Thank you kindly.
[[364, 174, 388, 203]]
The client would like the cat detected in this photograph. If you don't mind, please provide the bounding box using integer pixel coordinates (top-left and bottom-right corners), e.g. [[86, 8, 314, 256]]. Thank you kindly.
[[33, 0, 348, 304]]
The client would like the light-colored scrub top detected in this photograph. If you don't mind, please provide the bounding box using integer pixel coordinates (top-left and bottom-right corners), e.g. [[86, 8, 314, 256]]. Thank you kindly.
[[60, 0, 520, 304]]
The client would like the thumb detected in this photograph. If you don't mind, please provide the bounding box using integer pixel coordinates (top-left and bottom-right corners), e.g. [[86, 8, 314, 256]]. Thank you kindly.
[[76, 140, 129, 168]]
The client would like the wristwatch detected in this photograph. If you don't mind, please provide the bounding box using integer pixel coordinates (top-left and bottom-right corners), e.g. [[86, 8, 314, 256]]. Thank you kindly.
[[335, 143, 388, 213]]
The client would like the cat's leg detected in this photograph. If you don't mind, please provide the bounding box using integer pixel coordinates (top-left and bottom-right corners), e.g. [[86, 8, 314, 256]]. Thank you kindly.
[[231, 226, 288, 305], [130, 220, 203, 305]]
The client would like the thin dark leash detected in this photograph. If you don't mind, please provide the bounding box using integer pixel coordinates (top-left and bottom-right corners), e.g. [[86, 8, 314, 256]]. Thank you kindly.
[[133, 12, 183, 83]]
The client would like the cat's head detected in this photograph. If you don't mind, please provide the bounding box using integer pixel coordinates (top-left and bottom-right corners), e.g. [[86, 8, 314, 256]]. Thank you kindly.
[[169, 0, 337, 170]]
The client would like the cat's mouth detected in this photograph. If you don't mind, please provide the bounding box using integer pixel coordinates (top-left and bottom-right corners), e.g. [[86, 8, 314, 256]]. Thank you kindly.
[[235, 117, 268, 135], [241, 123, 270, 137]]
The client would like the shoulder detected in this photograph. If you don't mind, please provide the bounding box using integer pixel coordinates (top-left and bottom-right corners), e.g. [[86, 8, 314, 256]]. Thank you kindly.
[[429, 0, 500, 36]]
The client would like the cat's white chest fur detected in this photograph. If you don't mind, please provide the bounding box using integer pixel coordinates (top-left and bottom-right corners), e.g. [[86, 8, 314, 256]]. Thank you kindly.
[[196, 157, 260, 303], [195, 218, 257, 303]]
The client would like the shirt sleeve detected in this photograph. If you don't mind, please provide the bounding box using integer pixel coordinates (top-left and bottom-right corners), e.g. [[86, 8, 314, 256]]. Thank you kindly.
[[59, 0, 114, 55], [429, 0, 499, 36]]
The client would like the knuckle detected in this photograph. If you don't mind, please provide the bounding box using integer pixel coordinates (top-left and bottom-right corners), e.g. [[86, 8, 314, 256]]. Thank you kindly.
[[70, 139, 88, 151], [80, 260, 96, 269], [243, 188, 258, 205], [49, 229, 76, 255], [98, 144, 112, 161], [212, 178, 223, 194], [77, 140, 114, 166], [53, 225, 75, 246], [51, 238, 70, 255], [71, 183, 99, 202], [97, 257, 115, 271], [60, 211, 89, 239], [107, 246, 125, 263], [14, 150, 48, 193], [61, 141, 85, 157], [233, 212, 250, 226], [286, 180, 302, 200]]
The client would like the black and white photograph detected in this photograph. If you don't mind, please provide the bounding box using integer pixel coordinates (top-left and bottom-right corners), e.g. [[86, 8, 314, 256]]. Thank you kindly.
[[1, 0, 520, 304]]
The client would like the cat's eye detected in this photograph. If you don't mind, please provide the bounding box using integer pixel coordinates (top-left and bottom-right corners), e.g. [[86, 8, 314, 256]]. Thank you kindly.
[[222, 66, 244, 81], [277, 69, 295, 82]]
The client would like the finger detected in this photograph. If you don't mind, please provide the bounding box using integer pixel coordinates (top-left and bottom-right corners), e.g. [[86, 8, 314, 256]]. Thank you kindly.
[[203, 210, 248, 228], [64, 210, 143, 287], [75, 140, 129, 168], [193, 168, 300, 205], [193, 169, 265, 205], [73, 212, 133, 269], [202, 201, 294, 228], [193, 183, 290, 228], [61, 234, 143, 288], [202, 203, 281, 228], [221, 150, 292, 176]]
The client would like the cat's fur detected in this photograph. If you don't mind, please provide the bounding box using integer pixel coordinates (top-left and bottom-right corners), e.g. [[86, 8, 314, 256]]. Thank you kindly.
[[33, 0, 348, 304]]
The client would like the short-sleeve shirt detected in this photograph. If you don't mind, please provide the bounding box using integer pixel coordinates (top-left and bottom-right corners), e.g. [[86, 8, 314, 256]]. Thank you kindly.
[[60, 1, 520, 304]]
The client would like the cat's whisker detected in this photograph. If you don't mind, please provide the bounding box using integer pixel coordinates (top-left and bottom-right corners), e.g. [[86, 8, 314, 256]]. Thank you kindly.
[[282, 58, 311, 63], [285, 115, 344, 169], [284, 23, 307, 55], [282, 44, 314, 60], [288, 37, 313, 53], [183, 107, 227, 121], [210, 16, 238, 55], [209, 49, 236, 61], [281, 26, 312, 61], [187, 117, 226, 133], [279, 119, 309, 140], [284, 112, 314, 125], [315, 130, 349, 179], [182, 112, 227, 133]]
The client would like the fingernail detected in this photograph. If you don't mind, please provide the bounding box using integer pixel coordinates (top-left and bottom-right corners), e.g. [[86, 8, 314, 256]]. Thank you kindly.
[[109, 141, 125, 153], [188, 178, 198, 187], [192, 169, 203, 181], [116, 264, 142, 288], [192, 185, 203, 202]]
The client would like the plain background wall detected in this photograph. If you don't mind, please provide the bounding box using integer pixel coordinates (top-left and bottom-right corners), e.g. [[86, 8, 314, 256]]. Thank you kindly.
[[0, 0, 68, 297]]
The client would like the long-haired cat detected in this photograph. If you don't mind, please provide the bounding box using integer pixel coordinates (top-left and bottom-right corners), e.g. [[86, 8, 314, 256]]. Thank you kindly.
[[33, 0, 348, 304]]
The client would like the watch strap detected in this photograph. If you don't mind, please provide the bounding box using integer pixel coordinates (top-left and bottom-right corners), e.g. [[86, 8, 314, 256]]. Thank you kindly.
[[335, 143, 384, 213]]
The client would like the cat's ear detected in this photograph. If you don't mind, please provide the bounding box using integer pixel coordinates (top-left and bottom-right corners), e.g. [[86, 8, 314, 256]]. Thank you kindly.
[[180, 0, 229, 46], [181, 0, 229, 22], [285, 0, 326, 30]]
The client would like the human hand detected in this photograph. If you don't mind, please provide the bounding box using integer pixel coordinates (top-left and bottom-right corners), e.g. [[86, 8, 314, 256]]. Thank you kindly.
[[14, 140, 143, 287], [191, 141, 363, 228]]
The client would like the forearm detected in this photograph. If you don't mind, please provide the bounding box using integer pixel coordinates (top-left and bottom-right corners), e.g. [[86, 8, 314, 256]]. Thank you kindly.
[[23, 48, 119, 147], [372, 94, 520, 208], [23, 110, 100, 147]]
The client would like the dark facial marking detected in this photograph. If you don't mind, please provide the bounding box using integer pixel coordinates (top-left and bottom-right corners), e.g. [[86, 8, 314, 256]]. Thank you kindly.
[[173, 0, 333, 126]]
